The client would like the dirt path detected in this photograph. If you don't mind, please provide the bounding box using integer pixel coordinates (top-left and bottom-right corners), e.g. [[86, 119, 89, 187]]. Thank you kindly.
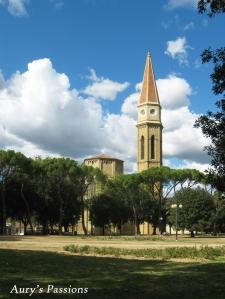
[[1, 235, 225, 252]]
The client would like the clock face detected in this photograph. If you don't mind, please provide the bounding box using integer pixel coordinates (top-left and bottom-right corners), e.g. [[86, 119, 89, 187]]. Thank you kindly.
[[140, 109, 145, 116], [150, 108, 157, 115]]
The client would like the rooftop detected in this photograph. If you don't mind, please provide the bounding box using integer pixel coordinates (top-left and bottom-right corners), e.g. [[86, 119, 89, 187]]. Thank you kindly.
[[84, 153, 124, 162]]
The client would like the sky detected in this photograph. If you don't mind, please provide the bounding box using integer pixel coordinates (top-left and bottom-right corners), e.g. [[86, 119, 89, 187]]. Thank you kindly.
[[0, 0, 224, 173]]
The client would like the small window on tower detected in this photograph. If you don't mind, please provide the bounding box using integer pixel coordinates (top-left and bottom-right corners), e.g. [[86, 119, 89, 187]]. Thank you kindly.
[[141, 136, 145, 160], [151, 135, 155, 159]]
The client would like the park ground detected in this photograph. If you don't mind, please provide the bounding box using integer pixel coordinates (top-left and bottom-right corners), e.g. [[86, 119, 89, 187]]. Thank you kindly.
[[1, 235, 225, 299]]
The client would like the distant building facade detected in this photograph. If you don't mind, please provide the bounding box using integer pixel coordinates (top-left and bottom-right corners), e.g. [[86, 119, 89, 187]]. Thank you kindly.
[[76, 154, 124, 234], [84, 154, 123, 177]]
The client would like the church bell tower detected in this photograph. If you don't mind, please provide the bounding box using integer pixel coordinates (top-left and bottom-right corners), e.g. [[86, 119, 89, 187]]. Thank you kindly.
[[137, 51, 163, 172]]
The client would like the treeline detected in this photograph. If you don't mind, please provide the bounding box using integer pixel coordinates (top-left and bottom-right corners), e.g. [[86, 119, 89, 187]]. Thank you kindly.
[[91, 167, 225, 236], [0, 150, 105, 235], [0, 150, 224, 236]]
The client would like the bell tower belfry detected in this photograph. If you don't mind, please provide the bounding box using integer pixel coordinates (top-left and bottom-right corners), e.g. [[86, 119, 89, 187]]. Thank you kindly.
[[137, 51, 163, 172]]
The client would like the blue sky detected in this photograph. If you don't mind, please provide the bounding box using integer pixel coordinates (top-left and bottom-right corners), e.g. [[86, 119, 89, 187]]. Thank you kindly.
[[0, 0, 224, 172]]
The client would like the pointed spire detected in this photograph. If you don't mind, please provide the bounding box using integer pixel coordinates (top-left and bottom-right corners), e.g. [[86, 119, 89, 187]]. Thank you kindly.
[[139, 51, 159, 104]]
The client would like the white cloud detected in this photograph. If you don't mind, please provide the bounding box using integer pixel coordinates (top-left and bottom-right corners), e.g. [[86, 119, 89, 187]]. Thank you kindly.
[[83, 69, 129, 100], [0, 0, 28, 16], [121, 92, 139, 119], [183, 21, 195, 31], [0, 59, 104, 158], [179, 161, 210, 173], [103, 114, 136, 159], [163, 107, 209, 163], [0, 58, 210, 173], [167, 0, 198, 10], [165, 36, 189, 65], [157, 75, 191, 109]]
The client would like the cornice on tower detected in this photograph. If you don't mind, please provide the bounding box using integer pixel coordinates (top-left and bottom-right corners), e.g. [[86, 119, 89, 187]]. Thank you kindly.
[[139, 51, 160, 105]]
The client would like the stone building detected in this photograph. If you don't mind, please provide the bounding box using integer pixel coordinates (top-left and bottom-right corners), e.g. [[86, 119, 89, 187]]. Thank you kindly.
[[137, 51, 163, 234], [84, 154, 123, 177], [137, 51, 162, 172], [75, 154, 124, 234]]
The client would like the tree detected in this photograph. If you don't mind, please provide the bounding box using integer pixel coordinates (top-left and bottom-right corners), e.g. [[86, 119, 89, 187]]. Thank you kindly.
[[169, 187, 215, 236], [106, 174, 152, 235], [76, 165, 106, 235], [212, 192, 225, 233], [195, 1, 225, 191], [33, 157, 81, 234], [6, 156, 36, 234], [90, 194, 116, 235], [198, 0, 225, 16], [140, 167, 204, 234], [0, 150, 30, 234]]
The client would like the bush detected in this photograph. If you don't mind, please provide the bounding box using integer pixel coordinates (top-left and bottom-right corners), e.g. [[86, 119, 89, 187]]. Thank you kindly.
[[64, 244, 225, 260]]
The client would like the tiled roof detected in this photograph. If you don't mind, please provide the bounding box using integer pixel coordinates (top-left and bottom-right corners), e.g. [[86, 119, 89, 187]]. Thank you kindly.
[[139, 51, 160, 104]]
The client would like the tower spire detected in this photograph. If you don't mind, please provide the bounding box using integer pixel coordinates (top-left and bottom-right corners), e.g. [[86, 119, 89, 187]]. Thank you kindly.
[[139, 51, 159, 104]]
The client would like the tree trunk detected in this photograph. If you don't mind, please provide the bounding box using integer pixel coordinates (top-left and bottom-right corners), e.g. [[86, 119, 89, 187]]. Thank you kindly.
[[136, 220, 140, 235], [22, 220, 28, 235], [50, 224, 54, 234], [63, 224, 69, 232], [152, 226, 157, 235], [81, 195, 87, 235], [58, 190, 63, 235], [190, 230, 195, 238], [0, 184, 7, 235], [20, 184, 33, 233], [42, 223, 48, 235], [132, 205, 138, 236]]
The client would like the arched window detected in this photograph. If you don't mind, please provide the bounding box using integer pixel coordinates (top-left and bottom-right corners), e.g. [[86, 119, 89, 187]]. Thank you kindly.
[[151, 135, 155, 159], [141, 136, 144, 160]]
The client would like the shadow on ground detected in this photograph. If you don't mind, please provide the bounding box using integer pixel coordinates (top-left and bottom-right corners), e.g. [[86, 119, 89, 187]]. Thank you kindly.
[[0, 249, 225, 299]]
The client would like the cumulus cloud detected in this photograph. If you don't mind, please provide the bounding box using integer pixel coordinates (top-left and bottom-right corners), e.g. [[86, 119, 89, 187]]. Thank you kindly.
[[167, 0, 198, 10], [0, 58, 209, 173], [121, 92, 139, 119], [0, 59, 104, 158], [157, 75, 191, 109], [162, 107, 209, 163], [0, 0, 28, 16], [165, 36, 190, 65], [83, 69, 129, 100]]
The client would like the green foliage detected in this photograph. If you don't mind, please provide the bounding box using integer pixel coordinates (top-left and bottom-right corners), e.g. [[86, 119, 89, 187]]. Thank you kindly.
[[195, 2, 225, 191], [212, 192, 225, 232], [3, 248, 225, 299], [90, 193, 130, 234], [198, 0, 225, 16], [33, 157, 82, 234], [64, 244, 225, 260], [0, 149, 220, 236], [169, 188, 215, 234], [0, 149, 106, 235]]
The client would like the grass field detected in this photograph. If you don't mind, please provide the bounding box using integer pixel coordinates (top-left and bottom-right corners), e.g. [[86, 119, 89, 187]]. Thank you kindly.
[[1, 236, 225, 299]]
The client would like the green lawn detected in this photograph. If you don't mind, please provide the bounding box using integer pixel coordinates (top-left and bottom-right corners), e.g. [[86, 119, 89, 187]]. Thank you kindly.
[[1, 249, 225, 299]]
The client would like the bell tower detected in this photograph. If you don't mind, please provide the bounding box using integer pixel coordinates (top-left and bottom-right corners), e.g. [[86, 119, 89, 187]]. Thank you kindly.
[[137, 51, 163, 172]]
